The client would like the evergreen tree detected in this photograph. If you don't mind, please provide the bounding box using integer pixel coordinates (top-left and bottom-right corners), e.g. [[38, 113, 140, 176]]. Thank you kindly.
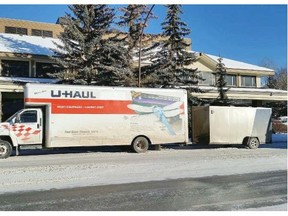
[[143, 4, 200, 89], [51, 5, 132, 86], [212, 57, 230, 106]]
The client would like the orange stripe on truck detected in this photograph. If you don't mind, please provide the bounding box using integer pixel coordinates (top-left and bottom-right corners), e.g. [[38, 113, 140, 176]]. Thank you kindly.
[[25, 98, 136, 114]]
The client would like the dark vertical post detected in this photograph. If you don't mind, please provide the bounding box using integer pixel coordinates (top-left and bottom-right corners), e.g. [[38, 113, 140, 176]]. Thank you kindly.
[[138, 5, 155, 87], [0, 91, 2, 122]]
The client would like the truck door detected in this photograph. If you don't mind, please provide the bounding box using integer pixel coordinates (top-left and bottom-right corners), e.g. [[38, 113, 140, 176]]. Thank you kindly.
[[12, 109, 43, 145]]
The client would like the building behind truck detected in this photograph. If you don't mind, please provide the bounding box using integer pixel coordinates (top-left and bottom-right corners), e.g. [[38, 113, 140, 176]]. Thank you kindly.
[[0, 83, 189, 158]]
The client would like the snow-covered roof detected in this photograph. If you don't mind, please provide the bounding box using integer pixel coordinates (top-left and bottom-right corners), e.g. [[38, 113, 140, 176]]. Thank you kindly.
[[204, 53, 274, 72], [0, 76, 58, 84], [0, 33, 274, 72], [0, 33, 61, 56]]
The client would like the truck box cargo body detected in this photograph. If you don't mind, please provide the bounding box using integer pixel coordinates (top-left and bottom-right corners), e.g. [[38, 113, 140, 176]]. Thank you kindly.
[[0, 83, 189, 158], [192, 106, 272, 148]]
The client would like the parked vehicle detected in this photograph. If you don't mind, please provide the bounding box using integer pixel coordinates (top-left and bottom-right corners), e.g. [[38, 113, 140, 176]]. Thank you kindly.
[[0, 83, 189, 158], [272, 118, 287, 134], [277, 116, 288, 125], [191, 106, 272, 149], [0, 84, 273, 159]]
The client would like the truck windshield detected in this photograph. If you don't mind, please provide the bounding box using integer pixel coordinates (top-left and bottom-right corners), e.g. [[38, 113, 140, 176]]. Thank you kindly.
[[5, 109, 23, 123]]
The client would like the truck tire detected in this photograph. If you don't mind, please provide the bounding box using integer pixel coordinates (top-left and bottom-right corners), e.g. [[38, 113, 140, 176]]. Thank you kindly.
[[132, 136, 149, 153], [0, 140, 12, 159], [246, 137, 260, 149]]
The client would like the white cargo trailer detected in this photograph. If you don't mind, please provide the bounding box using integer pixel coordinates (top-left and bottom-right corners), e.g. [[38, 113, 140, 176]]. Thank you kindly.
[[192, 106, 272, 149], [0, 83, 189, 158]]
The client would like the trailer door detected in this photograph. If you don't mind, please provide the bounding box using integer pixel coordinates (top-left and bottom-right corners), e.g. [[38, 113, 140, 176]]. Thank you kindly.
[[12, 109, 43, 145]]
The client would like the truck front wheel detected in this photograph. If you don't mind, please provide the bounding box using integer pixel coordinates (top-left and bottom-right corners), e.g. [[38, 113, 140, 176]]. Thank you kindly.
[[132, 136, 150, 153], [246, 137, 260, 149], [0, 140, 12, 159]]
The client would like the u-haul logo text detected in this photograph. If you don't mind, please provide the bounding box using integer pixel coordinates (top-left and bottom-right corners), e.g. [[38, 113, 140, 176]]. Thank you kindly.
[[51, 90, 96, 98]]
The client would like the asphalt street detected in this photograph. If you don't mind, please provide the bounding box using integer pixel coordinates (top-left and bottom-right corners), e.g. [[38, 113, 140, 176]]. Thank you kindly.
[[0, 170, 286, 211]]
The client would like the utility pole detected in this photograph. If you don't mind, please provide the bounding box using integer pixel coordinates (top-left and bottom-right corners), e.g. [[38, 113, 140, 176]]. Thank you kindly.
[[138, 4, 155, 87]]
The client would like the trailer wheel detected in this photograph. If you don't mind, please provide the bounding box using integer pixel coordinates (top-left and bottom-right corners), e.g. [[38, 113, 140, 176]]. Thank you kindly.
[[246, 137, 260, 149], [132, 136, 149, 153], [0, 140, 12, 159]]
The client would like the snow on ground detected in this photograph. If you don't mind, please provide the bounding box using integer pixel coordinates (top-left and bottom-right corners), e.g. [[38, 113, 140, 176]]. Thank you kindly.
[[0, 134, 286, 195], [244, 203, 287, 211]]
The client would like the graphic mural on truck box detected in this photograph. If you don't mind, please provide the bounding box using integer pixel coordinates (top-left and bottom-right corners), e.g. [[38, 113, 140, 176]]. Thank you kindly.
[[127, 91, 184, 136]]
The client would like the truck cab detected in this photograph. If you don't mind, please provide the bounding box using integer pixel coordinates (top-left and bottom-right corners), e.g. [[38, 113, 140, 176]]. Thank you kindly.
[[0, 108, 43, 158]]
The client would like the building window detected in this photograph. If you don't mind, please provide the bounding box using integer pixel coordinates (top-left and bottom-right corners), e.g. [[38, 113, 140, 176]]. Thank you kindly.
[[35, 62, 60, 78], [1, 60, 29, 77], [32, 29, 53, 38], [31, 29, 42, 36], [199, 72, 215, 86], [225, 74, 237, 86], [43, 30, 53, 38], [5, 26, 28, 35], [241, 75, 256, 87]]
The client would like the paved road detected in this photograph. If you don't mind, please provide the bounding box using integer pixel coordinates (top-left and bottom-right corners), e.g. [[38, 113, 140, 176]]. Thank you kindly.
[[0, 170, 286, 211]]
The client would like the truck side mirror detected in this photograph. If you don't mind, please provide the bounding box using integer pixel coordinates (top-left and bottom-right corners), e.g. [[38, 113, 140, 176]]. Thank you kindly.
[[15, 114, 21, 123]]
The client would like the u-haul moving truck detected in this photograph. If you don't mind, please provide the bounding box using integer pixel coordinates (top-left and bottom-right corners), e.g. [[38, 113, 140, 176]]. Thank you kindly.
[[0, 83, 189, 158]]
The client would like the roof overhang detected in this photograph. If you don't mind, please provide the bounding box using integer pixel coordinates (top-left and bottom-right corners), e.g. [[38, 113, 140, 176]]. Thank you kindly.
[[0, 77, 57, 93], [225, 68, 274, 76], [198, 53, 275, 76], [1, 81, 286, 102], [191, 86, 287, 101], [0, 83, 23, 92]]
